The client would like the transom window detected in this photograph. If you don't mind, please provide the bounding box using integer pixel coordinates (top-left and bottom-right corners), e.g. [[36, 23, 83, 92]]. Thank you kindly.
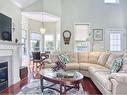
[[104, 0, 119, 4]]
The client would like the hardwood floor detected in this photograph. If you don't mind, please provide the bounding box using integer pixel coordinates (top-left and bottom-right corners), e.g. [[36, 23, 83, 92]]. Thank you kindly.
[[0, 65, 102, 95]]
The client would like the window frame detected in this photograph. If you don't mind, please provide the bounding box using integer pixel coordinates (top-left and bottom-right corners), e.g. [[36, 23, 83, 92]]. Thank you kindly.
[[21, 29, 27, 56], [105, 29, 126, 53], [44, 34, 55, 52], [109, 32, 121, 52], [30, 32, 41, 52]]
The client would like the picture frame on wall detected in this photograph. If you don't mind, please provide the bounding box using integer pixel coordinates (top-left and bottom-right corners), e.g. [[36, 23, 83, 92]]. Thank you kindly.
[[93, 29, 103, 41]]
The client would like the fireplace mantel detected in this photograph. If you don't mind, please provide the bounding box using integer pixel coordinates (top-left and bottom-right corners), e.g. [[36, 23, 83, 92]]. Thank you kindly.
[[0, 41, 22, 86], [0, 40, 23, 46]]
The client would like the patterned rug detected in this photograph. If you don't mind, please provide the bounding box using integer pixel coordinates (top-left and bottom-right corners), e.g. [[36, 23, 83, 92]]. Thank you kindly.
[[17, 79, 85, 95]]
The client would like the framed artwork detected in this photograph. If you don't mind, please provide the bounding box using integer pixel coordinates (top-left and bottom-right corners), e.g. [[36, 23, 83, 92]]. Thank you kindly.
[[93, 29, 103, 41]]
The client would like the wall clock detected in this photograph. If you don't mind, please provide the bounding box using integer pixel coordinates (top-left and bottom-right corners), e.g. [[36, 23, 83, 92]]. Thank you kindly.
[[63, 30, 71, 45]]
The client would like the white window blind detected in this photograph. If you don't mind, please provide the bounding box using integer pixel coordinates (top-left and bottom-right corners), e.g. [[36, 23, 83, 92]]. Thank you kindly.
[[45, 35, 54, 41], [104, 0, 119, 3], [31, 32, 41, 40], [75, 24, 89, 41]]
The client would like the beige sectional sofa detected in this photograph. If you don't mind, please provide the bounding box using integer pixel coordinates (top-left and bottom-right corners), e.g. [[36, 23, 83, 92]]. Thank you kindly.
[[46, 52, 127, 95]]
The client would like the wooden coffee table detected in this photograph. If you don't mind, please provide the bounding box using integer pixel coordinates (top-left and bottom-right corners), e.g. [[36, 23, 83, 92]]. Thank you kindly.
[[40, 68, 83, 95]]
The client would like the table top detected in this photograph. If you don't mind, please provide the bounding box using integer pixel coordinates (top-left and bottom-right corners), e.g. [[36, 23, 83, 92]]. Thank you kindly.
[[40, 68, 83, 84]]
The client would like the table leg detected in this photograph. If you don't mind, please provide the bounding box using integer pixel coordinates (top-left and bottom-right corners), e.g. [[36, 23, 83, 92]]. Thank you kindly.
[[60, 84, 62, 95], [64, 84, 66, 95], [40, 76, 44, 92]]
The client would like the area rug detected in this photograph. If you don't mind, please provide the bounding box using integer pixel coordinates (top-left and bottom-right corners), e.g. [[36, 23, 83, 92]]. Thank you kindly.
[[17, 79, 85, 95]]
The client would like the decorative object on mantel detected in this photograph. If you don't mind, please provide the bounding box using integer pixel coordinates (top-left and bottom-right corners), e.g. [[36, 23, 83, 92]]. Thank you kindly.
[[93, 29, 103, 41], [1, 31, 12, 41], [15, 38, 18, 43], [63, 30, 71, 45]]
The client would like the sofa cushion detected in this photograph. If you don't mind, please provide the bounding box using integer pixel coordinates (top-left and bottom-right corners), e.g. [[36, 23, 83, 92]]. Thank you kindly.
[[98, 52, 110, 66], [89, 66, 110, 74], [78, 52, 89, 63], [92, 71, 112, 91], [79, 63, 105, 71], [110, 57, 123, 73], [89, 52, 101, 64], [105, 54, 123, 69], [65, 63, 79, 70], [67, 52, 78, 63]]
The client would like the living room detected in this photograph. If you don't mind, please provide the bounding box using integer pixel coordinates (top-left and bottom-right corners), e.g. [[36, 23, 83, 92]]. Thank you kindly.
[[0, 0, 127, 95]]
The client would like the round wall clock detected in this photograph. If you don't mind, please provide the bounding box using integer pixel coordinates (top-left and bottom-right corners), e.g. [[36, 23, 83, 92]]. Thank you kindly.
[[63, 30, 71, 45]]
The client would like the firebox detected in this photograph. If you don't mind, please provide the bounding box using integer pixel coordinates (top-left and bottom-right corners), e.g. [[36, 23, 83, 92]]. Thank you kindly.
[[0, 62, 8, 92]]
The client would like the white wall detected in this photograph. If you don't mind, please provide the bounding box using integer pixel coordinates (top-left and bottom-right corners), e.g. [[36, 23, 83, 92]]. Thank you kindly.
[[61, 0, 126, 52], [0, 0, 22, 84], [0, 0, 21, 42]]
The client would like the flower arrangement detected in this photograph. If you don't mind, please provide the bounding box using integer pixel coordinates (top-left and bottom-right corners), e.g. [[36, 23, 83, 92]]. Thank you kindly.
[[52, 53, 70, 72]]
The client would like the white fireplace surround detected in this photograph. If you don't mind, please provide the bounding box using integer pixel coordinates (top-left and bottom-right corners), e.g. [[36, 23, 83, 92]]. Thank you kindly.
[[0, 41, 22, 86]]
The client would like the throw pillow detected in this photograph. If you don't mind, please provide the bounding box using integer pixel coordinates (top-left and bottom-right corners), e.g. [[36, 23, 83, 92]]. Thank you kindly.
[[98, 52, 110, 66], [119, 57, 127, 73], [105, 54, 123, 69], [58, 53, 70, 64], [110, 57, 123, 73]]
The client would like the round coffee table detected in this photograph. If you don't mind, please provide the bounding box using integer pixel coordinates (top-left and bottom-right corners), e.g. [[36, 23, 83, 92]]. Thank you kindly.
[[40, 68, 83, 95]]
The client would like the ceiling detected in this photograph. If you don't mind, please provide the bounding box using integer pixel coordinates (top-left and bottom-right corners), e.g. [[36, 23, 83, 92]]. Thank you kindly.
[[10, 0, 38, 8], [22, 12, 60, 22], [10, 0, 60, 22]]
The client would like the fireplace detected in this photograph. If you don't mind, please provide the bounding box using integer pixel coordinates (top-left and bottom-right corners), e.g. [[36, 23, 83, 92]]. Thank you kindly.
[[0, 62, 8, 92]]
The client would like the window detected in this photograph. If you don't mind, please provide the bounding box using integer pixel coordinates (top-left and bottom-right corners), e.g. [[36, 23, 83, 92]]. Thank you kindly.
[[30, 32, 41, 51], [44, 35, 54, 52], [22, 30, 27, 55], [106, 29, 125, 52], [104, 0, 119, 4], [74, 24, 90, 52], [110, 32, 121, 51], [56, 34, 60, 50]]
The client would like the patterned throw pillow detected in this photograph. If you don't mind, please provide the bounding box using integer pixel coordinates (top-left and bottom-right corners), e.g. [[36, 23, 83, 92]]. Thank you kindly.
[[110, 57, 123, 73], [58, 53, 70, 64], [119, 57, 127, 73]]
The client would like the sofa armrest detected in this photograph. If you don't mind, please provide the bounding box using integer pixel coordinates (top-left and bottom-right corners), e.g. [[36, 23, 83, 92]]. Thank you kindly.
[[109, 73, 127, 83], [109, 73, 127, 95]]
